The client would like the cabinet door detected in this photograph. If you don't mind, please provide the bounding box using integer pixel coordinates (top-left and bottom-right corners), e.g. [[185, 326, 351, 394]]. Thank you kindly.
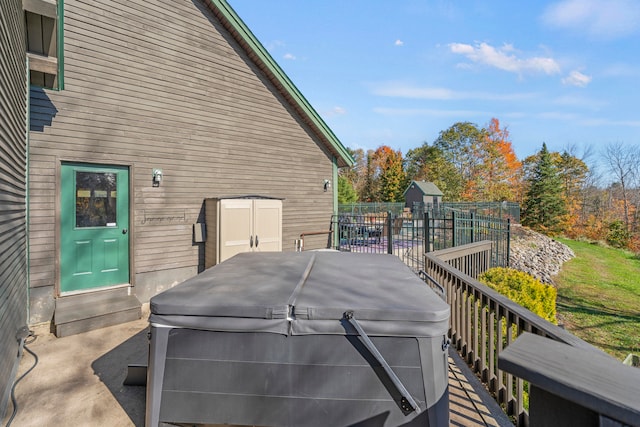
[[219, 199, 253, 263], [253, 199, 282, 253]]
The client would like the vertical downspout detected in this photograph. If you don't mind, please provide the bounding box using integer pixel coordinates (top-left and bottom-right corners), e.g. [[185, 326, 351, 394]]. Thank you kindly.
[[25, 55, 31, 323], [332, 156, 338, 248], [57, 0, 64, 90]]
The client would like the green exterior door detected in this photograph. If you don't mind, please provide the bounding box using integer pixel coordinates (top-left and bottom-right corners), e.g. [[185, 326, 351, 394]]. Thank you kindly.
[[60, 163, 130, 293]]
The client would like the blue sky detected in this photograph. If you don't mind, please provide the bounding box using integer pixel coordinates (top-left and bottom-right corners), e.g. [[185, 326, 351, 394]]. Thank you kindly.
[[227, 0, 640, 165]]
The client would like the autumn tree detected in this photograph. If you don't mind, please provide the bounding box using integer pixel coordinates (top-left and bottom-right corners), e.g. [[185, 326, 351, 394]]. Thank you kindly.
[[405, 143, 462, 201], [430, 119, 524, 202], [470, 118, 522, 201], [522, 143, 567, 234], [372, 146, 407, 202], [362, 150, 380, 202], [555, 148, 589, 236], [557, 146, 590, 199], [405, 143, 437, 181], [602, 142, 640, 231], [433, 122, 485, 185]]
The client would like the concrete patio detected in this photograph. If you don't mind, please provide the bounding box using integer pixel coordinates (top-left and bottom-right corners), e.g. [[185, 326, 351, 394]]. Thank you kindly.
[[3, 305, 511, 427]]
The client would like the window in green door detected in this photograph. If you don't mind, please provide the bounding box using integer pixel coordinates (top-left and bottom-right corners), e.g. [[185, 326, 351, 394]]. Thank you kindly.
[[75, 172, 117, 228]]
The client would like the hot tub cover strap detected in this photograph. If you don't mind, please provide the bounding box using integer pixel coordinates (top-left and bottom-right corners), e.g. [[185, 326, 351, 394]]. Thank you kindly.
[[344, 311, 421, 415]]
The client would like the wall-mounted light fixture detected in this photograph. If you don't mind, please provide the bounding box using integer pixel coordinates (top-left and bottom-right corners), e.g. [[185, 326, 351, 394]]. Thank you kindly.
[[323, 179, 331, 192], [153, 169, 163, 187]]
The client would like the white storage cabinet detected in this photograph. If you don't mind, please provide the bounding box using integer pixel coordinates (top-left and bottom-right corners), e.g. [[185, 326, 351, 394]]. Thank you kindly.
[[205, 197, 282, 268]]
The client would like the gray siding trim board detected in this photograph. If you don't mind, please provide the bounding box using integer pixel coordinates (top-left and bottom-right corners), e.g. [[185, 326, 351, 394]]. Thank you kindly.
[[0, 0, 28, 418]]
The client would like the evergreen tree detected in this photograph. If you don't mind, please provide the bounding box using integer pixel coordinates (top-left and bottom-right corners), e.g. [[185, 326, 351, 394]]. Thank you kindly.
[[523, 143, 567, 233], [369, 146, 407, 202], [362, 151, 380, 202], [339, 148, 368, 201], [379, 150, 407, 202], [337, 175, 358, 203]]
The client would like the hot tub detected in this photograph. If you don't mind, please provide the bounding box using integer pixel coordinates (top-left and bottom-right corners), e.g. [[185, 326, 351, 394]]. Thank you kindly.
[[146, 251, 450, 427]]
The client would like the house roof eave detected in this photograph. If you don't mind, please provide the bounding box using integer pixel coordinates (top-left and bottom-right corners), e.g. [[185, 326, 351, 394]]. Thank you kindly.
[[404, 180, 444, 197]]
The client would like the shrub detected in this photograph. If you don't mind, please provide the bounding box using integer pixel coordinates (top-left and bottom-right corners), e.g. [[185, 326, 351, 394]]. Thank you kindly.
[[479, 267, 557, 324], [628, 234, 640, 255], [606, 220, 630, 249]]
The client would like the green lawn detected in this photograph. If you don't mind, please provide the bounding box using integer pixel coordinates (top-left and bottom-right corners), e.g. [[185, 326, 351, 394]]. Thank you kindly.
[[554, 238, 640, 360]]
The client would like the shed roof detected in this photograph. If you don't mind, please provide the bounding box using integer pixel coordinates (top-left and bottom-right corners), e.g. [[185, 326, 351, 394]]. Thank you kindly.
[[403, 181, 444, 197], [203, 0, 353, 167]]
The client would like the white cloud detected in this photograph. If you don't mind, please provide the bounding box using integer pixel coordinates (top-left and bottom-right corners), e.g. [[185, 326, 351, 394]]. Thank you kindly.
[[364, 128, 395, 141], [553, 95, 605, 109], [601, 63, 640, 78], [449, 42, 561, 76], [369, 82, 537, 101], [265, 40, 285, 51], [283, 53, 296, 60], [542, 0, 640, 39], [578, 118, 640, 127], [394, 39, 404, 46], [373, 107, 487, 118], [536, 111, 580, 120], [372, 83, 454, 100], [324, 106, 347, 116], [562, 70, 592, 87]]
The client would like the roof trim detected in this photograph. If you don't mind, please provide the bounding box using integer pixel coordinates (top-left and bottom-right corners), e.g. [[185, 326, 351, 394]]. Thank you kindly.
[[204, 0, 354, 167], [403, 180, 444, 197]]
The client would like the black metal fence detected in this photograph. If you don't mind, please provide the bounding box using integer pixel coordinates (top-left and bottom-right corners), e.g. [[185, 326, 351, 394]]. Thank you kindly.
[[330, 210, 510, 272], [413, 201, 520, 224], [338, 202, 406, 216], [425, 210, 510, 267]]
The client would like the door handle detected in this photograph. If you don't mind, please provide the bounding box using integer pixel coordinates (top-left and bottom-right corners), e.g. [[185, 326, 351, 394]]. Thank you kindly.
[[122, 229, 128, 234], [255, 235, 259, 247], [250, 235, 253, 248]]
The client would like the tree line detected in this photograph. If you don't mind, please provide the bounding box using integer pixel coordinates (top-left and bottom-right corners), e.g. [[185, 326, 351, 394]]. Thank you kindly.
[[338, 118, 640, 252]]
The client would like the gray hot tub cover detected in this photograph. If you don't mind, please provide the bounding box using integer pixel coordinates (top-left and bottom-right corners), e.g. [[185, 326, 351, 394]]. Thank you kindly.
[[150, 251, 450, 337]]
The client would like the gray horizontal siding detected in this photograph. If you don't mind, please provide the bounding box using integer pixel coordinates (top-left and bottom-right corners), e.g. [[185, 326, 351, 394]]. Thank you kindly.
[[28, 0, 335, 306], [0, 0, 28, 416]]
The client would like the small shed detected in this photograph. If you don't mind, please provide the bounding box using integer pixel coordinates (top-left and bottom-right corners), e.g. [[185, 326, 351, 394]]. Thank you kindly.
[[404, 181, 443, 211]]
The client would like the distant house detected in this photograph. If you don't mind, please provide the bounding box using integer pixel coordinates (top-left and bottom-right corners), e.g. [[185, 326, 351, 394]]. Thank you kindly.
[[404, 181, 443, 211], [1, 0, 353, 414]]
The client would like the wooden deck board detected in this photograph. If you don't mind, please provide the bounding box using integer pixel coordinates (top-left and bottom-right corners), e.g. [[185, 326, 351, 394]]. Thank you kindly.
[[449, 349, 514, 427]]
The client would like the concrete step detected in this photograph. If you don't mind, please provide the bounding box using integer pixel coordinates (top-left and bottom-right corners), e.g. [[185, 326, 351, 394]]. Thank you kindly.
[[54, 287, 141, 337]]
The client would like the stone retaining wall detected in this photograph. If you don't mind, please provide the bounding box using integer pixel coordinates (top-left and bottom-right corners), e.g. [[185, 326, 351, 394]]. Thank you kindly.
[[509, 225, 575, 285]]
